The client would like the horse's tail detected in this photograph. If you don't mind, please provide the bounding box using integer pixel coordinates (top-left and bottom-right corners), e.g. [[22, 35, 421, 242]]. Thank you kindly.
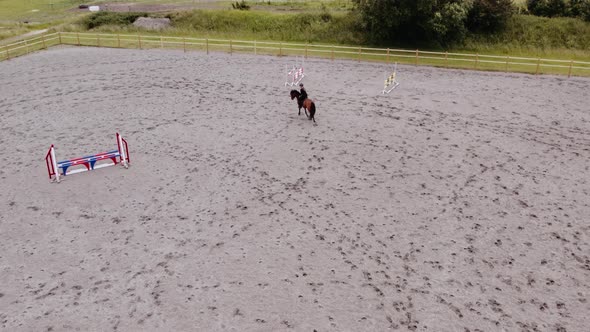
[[310, 102, 316, 121]]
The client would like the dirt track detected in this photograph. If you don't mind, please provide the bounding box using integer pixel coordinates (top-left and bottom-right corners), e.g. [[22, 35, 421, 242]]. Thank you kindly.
[[70, 1, 229, 13], [0, 46, 589, 331]]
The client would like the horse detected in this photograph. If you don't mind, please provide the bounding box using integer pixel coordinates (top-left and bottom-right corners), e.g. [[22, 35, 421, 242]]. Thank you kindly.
[[290, 90, 316, 122]]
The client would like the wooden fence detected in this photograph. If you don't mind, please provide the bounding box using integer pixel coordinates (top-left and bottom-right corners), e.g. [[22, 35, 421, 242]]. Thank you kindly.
[[2, 31, 590, 77], [1, 33, 61, 60]]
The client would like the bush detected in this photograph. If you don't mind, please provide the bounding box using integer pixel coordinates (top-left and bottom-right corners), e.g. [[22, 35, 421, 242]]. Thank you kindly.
[[570, 0, 590, 20], [467, 14, 590, 50], [352, 0, 474, 46], [352, 0, 514, 45], [168, 10, 364, 44], [232, 1, 250, 10], [319, 3, 332, 22], [429, 2, 471, 44], [527, 0, 590, 20], [467, 0, 514, 32], [527, 0, 568, 17], [81, 12, 148, 29]]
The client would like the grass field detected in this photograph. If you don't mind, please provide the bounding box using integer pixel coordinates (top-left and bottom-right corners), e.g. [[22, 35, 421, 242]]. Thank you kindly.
[[0, 1, 350, 40], [0, 0, 350, 22], [0, 0, 92, 40], [0, 0, 95, 21]]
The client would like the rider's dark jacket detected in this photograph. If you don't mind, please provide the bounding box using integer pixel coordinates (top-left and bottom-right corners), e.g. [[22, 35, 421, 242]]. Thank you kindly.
[[299, 88, 308, 102]]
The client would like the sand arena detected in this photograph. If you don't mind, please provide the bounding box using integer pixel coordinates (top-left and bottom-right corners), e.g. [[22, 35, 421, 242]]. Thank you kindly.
[[0, 46, 589, 331]]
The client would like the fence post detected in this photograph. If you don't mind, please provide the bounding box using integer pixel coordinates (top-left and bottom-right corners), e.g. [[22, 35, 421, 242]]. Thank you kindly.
[[42, 35, 46, 49], [25, 39, 29, 54], [58, 32, 62, 44], [77, 32, 80, 46], [505, 56, 509, 72], [475, 54, 478, 69], [331, 46, 334, 61], [254, 40, 257, 55], [305, 44, 308, 59], [97, 34, 100, 47], [138, 34, 141, 49], [206, 38, 209, 55], [230, 40, 232, 55], [279, 42, 282, 56], [535, 58, 541, 75], [415, 49, 419, 65], [5, 47, 8, 60], [183, 38, 186, 52], [117, 34, 120, 48], [386, 48, 390, 64], [445, 51, 448, 68], [358, 47, 362, 62], [160, 36, 163, 49], [568, 60, 573, 78]]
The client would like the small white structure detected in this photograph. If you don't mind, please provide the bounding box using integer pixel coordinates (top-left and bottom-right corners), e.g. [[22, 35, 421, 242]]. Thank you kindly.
[[89, 6, 100, 12], [285, 57, 305, 87], [382, 63, 400, 94]]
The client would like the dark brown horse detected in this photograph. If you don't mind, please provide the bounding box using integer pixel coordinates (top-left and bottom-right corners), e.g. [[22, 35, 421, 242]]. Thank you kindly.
[[290, 90, 316, 122]]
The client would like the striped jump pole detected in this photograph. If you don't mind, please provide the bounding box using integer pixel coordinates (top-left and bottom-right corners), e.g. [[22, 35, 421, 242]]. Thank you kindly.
[[45, 133, 130, 183]]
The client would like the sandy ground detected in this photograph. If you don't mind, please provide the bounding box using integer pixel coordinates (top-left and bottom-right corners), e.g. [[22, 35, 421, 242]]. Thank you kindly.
[[0, 46, 589, 331]]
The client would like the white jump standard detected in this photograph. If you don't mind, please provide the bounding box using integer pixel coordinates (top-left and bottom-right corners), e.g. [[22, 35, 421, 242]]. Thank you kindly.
[[284, 58, 305, 87], [382, 63, 400, 94], [45, 133, 130, 183]]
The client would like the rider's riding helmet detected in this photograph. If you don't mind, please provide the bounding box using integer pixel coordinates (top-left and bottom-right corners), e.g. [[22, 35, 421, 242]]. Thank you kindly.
[[299, 83, 304, 87]]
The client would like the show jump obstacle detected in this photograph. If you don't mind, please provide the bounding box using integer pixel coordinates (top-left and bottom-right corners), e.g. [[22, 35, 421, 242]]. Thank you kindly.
[[45, 133, 129, 183], [383, 63, 400, 94], [285, 58, 305, 86]]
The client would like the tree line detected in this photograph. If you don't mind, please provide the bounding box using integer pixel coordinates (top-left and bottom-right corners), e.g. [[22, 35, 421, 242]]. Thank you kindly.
[[353, 0, 589, 46], [527, 0, 590, 20]]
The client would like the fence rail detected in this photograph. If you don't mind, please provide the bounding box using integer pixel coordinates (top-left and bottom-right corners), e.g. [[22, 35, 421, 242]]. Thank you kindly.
[[2, 32, 590, 77], [1, 33, 61, 60]]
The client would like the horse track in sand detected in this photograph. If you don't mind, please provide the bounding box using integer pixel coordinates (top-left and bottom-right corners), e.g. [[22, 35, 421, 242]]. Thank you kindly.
[[0, 46, 589, 331]]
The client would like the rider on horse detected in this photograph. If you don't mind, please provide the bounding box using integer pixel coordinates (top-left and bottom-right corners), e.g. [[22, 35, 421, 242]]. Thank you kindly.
[[298, 83, 308, 107]]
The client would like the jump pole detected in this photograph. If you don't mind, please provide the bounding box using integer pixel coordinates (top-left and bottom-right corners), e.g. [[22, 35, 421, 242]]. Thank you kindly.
[[45, 133, 130, 183]]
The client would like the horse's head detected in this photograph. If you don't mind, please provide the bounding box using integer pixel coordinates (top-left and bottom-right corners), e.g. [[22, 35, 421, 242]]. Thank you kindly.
[[290, 90, 299, 100]]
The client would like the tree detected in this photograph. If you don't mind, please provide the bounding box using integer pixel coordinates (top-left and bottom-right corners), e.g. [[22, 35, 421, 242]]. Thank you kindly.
[[467, 0, 514, 32], [570, 0, 590, 21], [527, 0, 568, 17], [527, 0, 590, 20], [352, 0, 472, 45], [429, 2, 471, 43]]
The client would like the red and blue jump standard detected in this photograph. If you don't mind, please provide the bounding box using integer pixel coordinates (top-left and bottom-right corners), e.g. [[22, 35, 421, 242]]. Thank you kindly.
[[45, 133, 129, 183]]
